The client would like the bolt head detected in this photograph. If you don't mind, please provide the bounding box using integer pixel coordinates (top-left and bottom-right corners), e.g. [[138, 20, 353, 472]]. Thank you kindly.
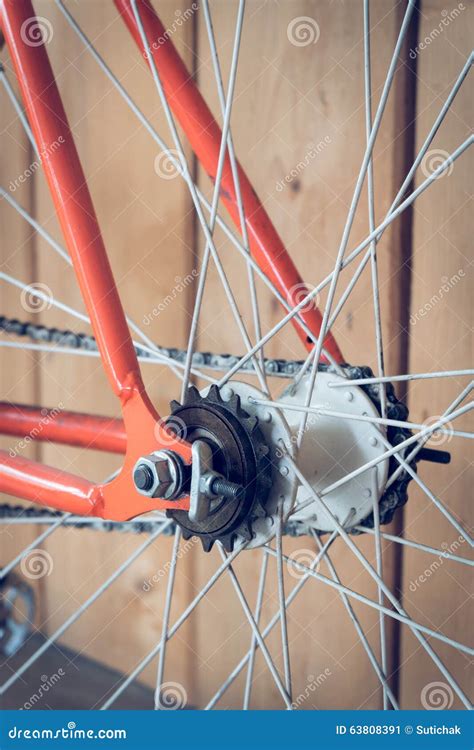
[[133, 451, 180, 499]]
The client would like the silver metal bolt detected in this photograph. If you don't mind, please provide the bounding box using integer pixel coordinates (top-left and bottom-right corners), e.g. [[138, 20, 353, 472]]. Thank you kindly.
[[133, 450, 186, 500]]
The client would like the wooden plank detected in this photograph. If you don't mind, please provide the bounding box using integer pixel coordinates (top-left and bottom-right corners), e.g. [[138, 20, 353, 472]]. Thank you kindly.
[[190, 0, 414, 708], [28, 0, 196, 696], [399, 0, 473, 709], [0, 58, 41, 615]]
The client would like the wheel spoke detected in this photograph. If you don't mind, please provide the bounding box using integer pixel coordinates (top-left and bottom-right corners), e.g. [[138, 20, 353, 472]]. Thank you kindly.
[[218, 137, 472, 387], [205, 531, 339, 709], [100, 543, 244, 709], [202, 0, 267, 388], [363, 0, 386, 420], [131, 0, 269, 394], [242, 552, 268, 709], [276, 504, 292, 699], [386, 382, 473, 489], [154, 527, 182, 709], [0, 513, 71, 579], [283, 456, 473, 708], [379, 434, 473, 546], [311, 531, 398, 710], [54, 0, 338, 365], [217, 545, 292, 709], [0, 520, 173, 695], [292, 0, 416, 453], [250, 397, 472, 440], [355, 526, 474, 565]]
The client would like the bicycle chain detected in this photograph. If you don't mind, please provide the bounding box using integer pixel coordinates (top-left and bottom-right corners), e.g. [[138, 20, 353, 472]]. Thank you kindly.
[[0, 314, 413, 535], [0, 315, 304, 378]]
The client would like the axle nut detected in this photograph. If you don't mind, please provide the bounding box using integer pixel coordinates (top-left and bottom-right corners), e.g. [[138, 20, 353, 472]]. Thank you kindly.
[[133, 450, 187, 500]]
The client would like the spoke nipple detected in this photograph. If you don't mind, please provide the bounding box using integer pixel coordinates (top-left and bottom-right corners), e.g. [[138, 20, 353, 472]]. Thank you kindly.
[[369, 436, 378, 447], [279, 465, 290, 477]]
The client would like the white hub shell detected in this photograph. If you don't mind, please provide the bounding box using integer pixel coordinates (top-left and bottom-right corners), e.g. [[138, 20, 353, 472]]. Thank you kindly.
[[281, 372, 389, 532]]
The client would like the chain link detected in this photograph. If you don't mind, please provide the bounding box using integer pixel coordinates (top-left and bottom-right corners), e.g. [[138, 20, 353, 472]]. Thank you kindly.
[[0, 315, 304, 378]]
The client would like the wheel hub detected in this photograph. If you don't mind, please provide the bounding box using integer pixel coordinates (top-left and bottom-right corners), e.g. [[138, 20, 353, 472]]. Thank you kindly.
[[166, 383, 296, 551], [282, 371, 390, 533]]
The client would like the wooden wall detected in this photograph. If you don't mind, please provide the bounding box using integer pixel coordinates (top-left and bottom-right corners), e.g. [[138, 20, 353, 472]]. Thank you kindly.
[[0, 0, 471, 709]]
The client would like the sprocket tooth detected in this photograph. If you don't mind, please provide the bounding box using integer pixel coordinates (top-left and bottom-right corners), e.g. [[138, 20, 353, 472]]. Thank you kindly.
[[220, 532, 237, 552], [245, 415, 258, 433], [208, 384, 222, 403], [200, 535, 214, 553], [251, 500, 266, 518], [229, 393, 241, 412], [169, 399, 181, 412], [184, 385, 201, 404]]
